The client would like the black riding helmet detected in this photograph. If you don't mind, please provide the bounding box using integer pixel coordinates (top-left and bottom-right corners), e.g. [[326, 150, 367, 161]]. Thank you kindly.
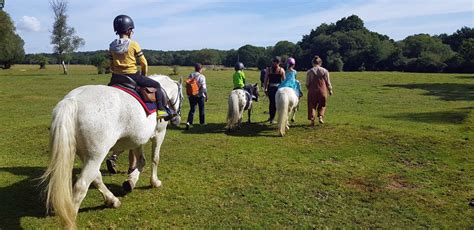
[[235, 62, 245, 71], [113, 15, 135, 34]]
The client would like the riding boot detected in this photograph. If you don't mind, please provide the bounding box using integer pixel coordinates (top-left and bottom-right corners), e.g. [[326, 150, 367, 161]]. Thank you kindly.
[[155, 88, 176, 121]]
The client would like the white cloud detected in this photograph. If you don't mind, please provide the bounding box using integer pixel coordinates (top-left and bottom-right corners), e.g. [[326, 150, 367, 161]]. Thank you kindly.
[[284, 0, 473, 30], [9, 0, 474, 53], [17, 16, 42, 32]]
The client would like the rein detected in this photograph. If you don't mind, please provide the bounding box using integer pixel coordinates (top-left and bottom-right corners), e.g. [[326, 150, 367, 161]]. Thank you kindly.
[[163, 80, 183, 116]]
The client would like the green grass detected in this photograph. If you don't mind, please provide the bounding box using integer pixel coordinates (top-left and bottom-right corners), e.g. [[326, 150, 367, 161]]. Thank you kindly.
[[0, 65, 473, 228]]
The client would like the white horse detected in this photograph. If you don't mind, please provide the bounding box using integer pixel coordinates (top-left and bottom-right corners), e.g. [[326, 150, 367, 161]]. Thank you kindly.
[[225, 84, 259, 130], [40, 75, 183, 229], [276, 87, 299, 136]]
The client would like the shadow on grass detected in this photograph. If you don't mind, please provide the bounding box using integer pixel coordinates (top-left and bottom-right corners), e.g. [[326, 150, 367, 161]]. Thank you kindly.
[[0, 167, 46, 229], [386, 107, 472, 124], [0, 166, 133, 229], [173, 122, 226, 134], [225, 121, 277, 137], [174, 121, 278, 137], [384, 83, 474, 101], [456, 75, 474, 79]]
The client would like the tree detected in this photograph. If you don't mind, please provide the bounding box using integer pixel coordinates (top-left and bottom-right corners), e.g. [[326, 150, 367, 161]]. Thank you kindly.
[[458, 38, 474, 72], [399, 34, 454, 72], [30, 54, 50, 69], [237, 45, 266, 67], [90, 53, 109, 74], [326, 51, 344, 71], [0, 11, 25, 69], [438, 27, 474, 52], [335, 15, 364, 32], [272, 41, 301, 58], [191, 49, 221, 65], [50, 0, 84, 74], [298, 15, 404, 71]]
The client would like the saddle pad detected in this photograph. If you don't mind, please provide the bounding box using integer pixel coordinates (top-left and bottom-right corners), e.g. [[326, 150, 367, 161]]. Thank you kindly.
[[112, 85, 157, 116]]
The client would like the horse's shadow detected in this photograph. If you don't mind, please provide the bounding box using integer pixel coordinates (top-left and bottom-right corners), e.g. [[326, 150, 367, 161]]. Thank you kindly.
[[0, 166, 132, 229], [176, 122, 226, 134], [0, 167, 46, 229], [174, 122, 277, 137], [224, 121, 277, 137]]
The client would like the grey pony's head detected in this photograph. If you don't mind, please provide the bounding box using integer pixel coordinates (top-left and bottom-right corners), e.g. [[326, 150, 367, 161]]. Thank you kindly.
[[244, 83, 259, 102]]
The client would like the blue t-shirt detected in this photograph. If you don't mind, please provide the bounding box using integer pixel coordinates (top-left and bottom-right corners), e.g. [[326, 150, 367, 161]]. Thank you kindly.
[[279, 69, 301, 96]]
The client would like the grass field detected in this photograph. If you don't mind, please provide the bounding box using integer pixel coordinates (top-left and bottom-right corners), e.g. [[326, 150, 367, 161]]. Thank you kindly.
[[0, 64, 473, 228]]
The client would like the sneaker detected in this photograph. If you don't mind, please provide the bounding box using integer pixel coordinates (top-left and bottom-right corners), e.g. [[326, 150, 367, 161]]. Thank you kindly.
[[269, 120, 276, 124], [106, 157, 118, 174], [318, 116, 324, 124], [185, 122, 190, 130]]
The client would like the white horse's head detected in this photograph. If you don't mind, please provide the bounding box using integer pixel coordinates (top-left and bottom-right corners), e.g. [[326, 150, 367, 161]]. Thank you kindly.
[[148, 74, 184, 126]]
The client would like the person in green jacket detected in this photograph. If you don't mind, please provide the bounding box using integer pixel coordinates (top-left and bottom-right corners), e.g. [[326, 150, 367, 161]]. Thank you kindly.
[[233, 62, 246, 90]]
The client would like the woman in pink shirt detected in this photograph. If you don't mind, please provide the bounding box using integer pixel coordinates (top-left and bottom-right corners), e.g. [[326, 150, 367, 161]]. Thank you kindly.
[[306, 56, 333, 126]]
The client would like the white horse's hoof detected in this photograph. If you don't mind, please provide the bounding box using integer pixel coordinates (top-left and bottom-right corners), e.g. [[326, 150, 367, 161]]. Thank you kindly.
[[105, 197, 121, 208], [151, 179, 162, 188]]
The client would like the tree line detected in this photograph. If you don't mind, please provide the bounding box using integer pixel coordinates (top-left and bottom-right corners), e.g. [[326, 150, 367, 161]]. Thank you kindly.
[[2, 11, 473, 73]]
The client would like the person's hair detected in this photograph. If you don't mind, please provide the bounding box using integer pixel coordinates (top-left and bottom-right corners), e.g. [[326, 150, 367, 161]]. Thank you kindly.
[[272, 56, 281, 63], [312, 56, 323, 65], [117, 29, 132, 37], [194, 63, 202, 71]]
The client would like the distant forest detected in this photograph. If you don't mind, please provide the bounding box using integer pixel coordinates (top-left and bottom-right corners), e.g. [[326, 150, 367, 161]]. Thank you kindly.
[[21, 15, 474, 73]]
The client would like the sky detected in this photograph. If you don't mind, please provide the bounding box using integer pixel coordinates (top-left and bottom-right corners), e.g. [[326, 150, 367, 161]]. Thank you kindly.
[[4, 0, 474, 54]]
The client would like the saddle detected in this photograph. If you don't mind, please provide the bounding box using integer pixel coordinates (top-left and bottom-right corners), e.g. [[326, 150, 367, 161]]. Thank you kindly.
[[109, 74, 157, 102], [109, 74, 157, 116]]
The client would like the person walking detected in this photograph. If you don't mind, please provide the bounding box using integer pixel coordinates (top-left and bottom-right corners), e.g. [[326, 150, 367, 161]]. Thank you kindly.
[[306, 55, 333, 126], [264, 56, 285, 123], [186, 63, 208, 130]]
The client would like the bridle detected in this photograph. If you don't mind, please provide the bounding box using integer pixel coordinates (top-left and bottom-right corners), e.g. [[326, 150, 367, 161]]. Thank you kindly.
[[163, 80, 183, 117]]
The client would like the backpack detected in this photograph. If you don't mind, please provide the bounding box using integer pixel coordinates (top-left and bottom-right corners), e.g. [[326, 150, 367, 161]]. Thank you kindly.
[[186, 75, 199, 96]]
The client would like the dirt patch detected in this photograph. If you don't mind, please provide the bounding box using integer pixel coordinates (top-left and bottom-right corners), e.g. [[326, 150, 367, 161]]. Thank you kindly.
[[385, 174, 417, 190], [345, 177, 382, 193]]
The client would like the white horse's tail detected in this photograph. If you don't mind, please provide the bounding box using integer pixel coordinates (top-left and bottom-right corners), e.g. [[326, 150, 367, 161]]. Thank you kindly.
[[41, 98, 77, 229], [276, 89, 290, 137], [226, 91, 240, 130]]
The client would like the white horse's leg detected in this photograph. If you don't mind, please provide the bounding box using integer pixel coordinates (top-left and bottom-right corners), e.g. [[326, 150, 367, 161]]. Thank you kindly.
[[92, 174, 121, 208], [238, 107, 244, 128], [72, 158, 102, 213], [123, 147, 144, 192], [150, 127, 167, 188], [287, 106, 293, 130]]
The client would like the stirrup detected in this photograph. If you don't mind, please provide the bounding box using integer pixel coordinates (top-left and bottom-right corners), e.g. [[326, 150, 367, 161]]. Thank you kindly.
[[163, 113, 177, 121], [156, 110, 169, 119]]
